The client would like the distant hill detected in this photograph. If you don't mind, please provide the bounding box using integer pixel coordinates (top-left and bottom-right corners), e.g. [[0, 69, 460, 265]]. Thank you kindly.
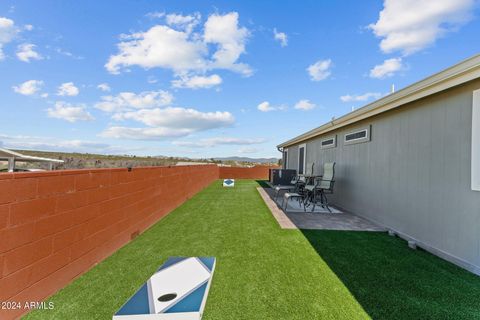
[[2, 149, 280, 170], [214, 156, 279, 164], [7, 150, 197, 170]]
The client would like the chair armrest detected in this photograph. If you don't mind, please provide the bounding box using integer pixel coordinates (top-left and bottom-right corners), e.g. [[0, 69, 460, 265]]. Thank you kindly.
[[314, 179, 335, 190]]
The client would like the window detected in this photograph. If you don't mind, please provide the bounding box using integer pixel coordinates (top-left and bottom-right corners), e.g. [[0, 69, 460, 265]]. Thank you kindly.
[[298, 144, 306, 175], [345, 130, 367, 141], [472, 90, 480, 191], [344, 126, 371, 145], [320, 135, 336, 149], [321, 139, 334, 146], [283, 149, 288, 169]]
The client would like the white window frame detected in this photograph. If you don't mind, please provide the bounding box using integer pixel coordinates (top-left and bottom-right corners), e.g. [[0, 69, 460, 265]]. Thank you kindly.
[[344, 126, 371, 145], [472, 90, 480, 191], [320, 135, 337, 149], [298, 144, 306, 175], [283, 148, 289, 169]]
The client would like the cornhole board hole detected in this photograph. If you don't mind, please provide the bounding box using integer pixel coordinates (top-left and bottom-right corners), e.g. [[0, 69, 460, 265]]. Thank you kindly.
[[113, 257, 216, 320], [223, 179, 235, 187]]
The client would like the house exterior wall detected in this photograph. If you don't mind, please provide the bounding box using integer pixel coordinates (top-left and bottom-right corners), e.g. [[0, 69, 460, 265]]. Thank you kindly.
[[285, 79, 480, 274]]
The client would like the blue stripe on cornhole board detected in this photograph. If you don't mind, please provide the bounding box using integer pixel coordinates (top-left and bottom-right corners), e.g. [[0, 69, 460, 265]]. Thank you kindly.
[[199, 257, 215, 272], [164, 281, 208, 313], [158, 257, 188, 271], [115, 283, 150, 315]]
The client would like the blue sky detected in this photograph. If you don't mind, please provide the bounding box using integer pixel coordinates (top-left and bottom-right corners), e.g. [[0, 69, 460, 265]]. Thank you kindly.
[[1, 0, 479, 158]]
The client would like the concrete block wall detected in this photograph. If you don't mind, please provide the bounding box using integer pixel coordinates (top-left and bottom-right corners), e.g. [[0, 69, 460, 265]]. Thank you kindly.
[[0, 165, 219, 319], [218, 165, 279, 180]]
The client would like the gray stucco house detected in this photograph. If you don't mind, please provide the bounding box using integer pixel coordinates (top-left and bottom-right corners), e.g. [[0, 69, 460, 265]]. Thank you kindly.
[[277, 54, 480, 275]]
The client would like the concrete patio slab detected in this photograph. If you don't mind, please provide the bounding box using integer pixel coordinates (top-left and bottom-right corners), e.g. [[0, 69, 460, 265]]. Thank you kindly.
[[258, 186, 385, 231], [257, 187, 297, 229]]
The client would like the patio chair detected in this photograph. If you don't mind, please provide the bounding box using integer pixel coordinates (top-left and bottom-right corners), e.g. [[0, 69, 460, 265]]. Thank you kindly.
[[311, 162, 336, 213], [303, 176, 322, 211], [273, 175, 299, 201], [281, 176, 306, 210], [300, 162, 321, 211]]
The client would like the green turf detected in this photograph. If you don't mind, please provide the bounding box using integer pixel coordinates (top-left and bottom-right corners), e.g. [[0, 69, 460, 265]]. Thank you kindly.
[[24, 180, 480, 319], [301, 230, 480, 320], [24, 180, 368, 320]]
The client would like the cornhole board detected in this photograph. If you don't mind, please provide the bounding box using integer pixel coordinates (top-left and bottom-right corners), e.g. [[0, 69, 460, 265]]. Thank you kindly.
[[113, 257, 216, 320], [223, 179, 235, 187]]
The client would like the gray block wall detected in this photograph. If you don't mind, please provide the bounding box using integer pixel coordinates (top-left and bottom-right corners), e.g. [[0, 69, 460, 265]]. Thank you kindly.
[[284, 79, 480, 274]]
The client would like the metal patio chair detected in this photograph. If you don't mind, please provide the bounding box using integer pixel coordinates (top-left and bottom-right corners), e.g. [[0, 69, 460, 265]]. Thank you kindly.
[[274, 175, 299, 201], [282, 175, 306, 210], [311, 162, 336, 213]]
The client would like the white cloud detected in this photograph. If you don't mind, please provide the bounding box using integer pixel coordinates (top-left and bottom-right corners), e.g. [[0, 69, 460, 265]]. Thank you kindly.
[[273, 28, 288, 47], [57, 82, 80, 96], [369, 58, 403, 79], [173, 137, 265, 148], [307, 59, 332, 81], [171, 74, 222, 89], [0, 133, 138, 154], [95, 90, 173, 112], [113, 107, 234, 129], [97, 83, 111, 92], [16, 43, 43, 62], [147, 76, 158, 84], [166, 13, 201, 34], [100, 127, 192, 139], [102, 107, 234, 140], [47, 101, 94, 122], [0, 17, 18, 60], [106, 25, 207, 74], [41, 93, 49, 98], [0, 134, 107, 150], [294, 99, 316, 111], [369, 0, 475, 55], [24, 24, 33, 31], [12, 79, 43, 95], [105, 12, 251, 77], [257, 101, 275, 112], [204, 12, 251, 76], [0, 17, 16, 41], [340, 92, 382, 102], [55, 47, 84, 60], [146, 11, 165, 19], [257, 101, 286, 112]]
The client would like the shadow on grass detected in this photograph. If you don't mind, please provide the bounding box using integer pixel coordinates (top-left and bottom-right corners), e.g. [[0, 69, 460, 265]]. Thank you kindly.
[[255, 180, 271, 188], [300, 230, 480, 320]]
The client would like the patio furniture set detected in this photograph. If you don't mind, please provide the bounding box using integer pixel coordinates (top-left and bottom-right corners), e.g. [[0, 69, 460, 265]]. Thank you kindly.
[[274, 162, 336, 213]]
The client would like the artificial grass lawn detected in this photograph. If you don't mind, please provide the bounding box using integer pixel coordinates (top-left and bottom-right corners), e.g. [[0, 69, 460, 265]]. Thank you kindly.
[[25, 180, 368, 320], [25, 180, 480, 319], [302, 230, 480, 320]]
